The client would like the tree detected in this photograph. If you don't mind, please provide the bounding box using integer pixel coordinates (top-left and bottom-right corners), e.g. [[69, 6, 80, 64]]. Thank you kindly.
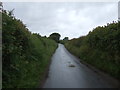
[[49, 33, 61, 43], [63, 37, 69, 41]]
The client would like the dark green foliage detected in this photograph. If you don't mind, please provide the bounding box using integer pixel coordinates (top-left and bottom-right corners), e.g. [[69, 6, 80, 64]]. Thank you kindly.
[[63, 37, 69, 41], [59, 37, 69, 44], [2, 10, 57, 88], [65, 21, 120, 80], [49, 33, 61, 43]]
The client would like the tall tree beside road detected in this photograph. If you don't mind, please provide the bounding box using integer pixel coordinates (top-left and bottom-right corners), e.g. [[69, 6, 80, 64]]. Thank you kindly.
[[49, 33, 61, 43]]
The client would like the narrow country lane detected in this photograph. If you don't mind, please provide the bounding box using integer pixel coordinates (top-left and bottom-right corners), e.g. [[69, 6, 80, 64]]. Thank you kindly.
[[43, 44, 114, 88]]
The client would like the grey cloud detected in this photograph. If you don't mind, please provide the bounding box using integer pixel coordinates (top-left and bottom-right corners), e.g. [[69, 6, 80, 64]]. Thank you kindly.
[[3, 2, 118, 39]]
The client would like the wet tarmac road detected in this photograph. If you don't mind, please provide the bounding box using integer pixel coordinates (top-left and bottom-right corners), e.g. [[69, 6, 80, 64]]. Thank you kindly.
[[43, 44, 113, 88]]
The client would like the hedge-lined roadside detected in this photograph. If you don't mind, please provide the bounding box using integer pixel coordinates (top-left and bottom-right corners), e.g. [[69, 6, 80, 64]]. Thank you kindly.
[[65, 21, 120, 80], [2, 10, 57, 88]]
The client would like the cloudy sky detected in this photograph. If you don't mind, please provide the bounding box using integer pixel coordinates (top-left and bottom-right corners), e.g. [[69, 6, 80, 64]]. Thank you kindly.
[[3, 2, 118, 39]]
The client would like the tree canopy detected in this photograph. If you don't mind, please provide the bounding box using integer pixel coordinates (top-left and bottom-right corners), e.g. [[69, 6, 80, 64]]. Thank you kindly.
[[49, 33, 61, 43], [63, 37, 69, 41]]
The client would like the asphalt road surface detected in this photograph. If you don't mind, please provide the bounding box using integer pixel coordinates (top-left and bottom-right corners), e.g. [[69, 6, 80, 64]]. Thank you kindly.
[[43, 44, 114, 88]]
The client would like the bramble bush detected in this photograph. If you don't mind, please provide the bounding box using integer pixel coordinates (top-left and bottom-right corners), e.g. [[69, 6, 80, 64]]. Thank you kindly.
[[2, 10, 57, 88], [65, 21, 120, 80]]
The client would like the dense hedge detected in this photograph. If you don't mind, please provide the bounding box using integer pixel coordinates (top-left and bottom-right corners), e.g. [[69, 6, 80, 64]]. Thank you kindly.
[[65, 21, 120, 80], [2, 10, 57, 88]]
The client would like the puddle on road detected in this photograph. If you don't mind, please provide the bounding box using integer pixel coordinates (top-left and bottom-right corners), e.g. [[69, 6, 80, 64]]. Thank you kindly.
[[67, 61, 76, 67], [68, 64, 76, 67]]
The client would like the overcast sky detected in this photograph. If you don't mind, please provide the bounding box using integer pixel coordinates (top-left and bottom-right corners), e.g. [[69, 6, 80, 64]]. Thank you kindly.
[[3, 2, 118, 39]]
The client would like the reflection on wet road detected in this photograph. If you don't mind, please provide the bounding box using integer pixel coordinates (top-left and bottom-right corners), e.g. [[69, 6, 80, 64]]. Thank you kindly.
[[44, 44, 113, 88]]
